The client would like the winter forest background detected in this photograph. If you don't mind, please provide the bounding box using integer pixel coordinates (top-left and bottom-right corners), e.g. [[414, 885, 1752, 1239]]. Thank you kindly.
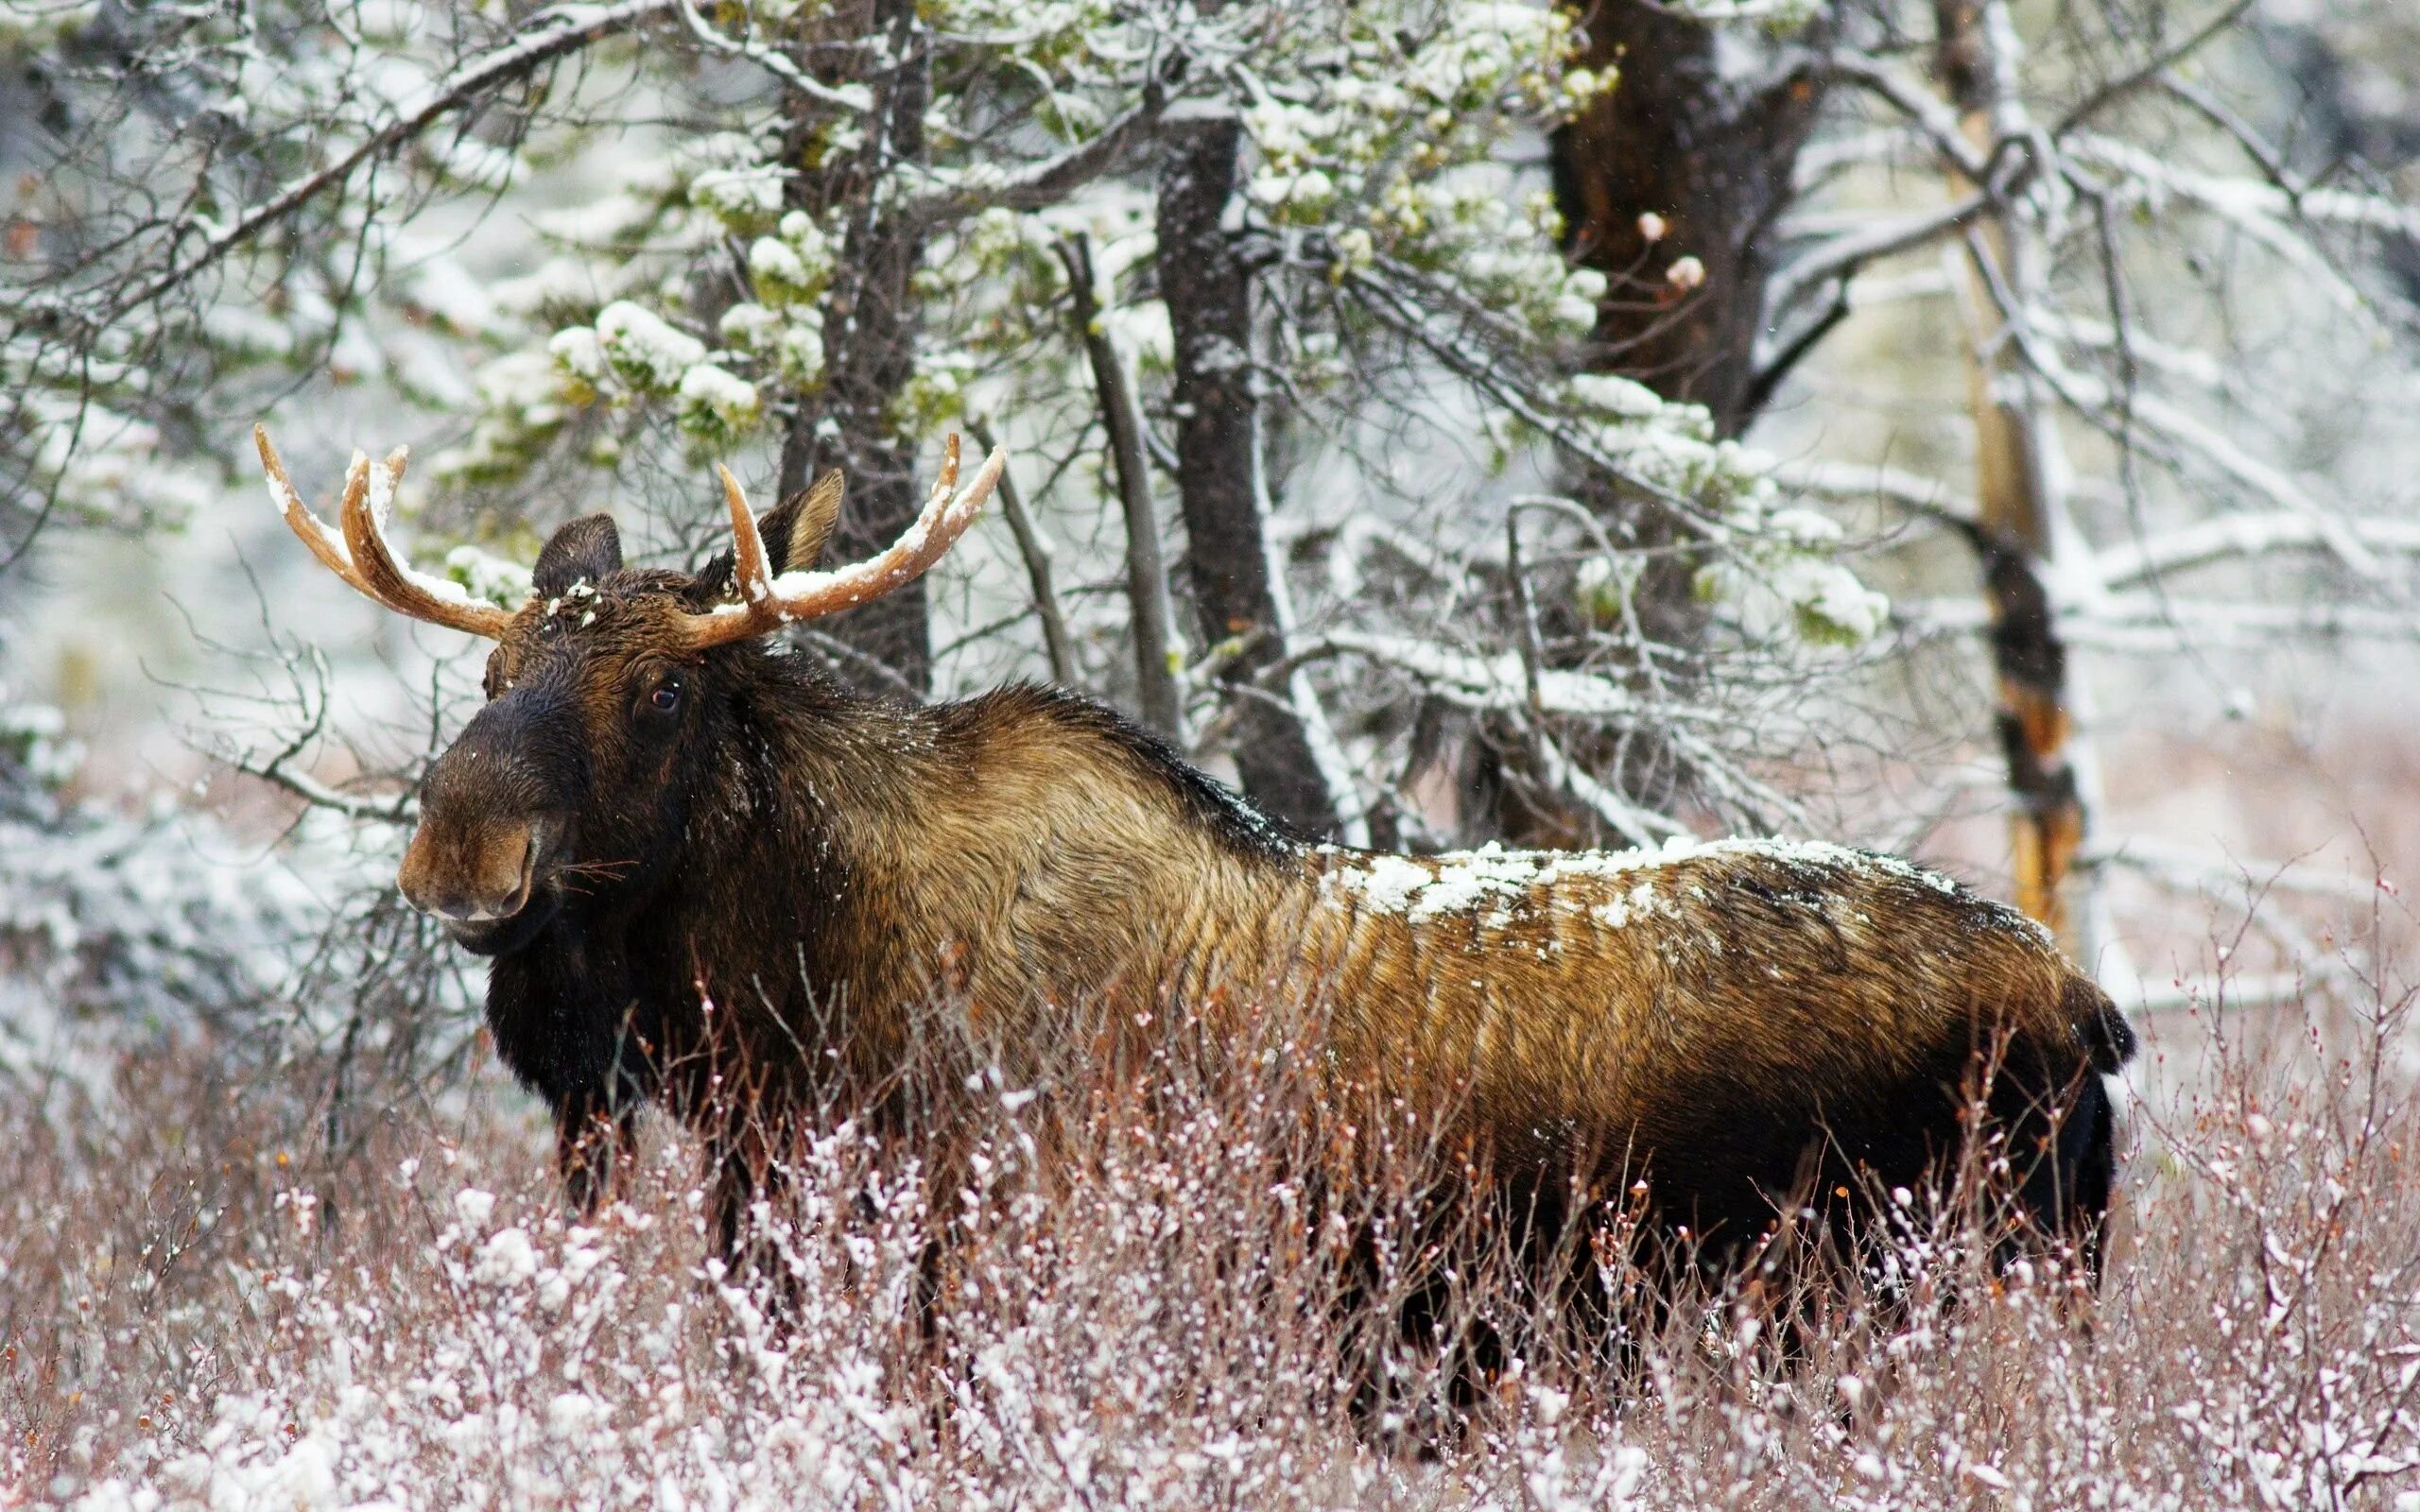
[[6, 0, 2420, 1505]]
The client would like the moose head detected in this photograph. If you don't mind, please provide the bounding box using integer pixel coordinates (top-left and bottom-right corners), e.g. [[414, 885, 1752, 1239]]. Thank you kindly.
[[254, 426, 1005, 957]]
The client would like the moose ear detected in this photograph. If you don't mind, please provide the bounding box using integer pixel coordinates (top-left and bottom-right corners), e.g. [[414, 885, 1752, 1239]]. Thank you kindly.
[[755, 469, 846, 576], [532, 514, 623, 596]]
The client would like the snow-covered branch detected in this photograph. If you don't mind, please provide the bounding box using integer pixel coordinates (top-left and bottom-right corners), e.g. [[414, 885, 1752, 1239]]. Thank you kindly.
[[1288, 630, 1647, 720], [2079, 833, 2385, 904], [899, 92, 1171, 224], [1899, 595, 2420, 648], [1530, 734, 1690, 847], [674, 0, 873, 114], [57, 1, 681, 334], [2066, 134, 2416, 319], [234, 751, 419, 827], [2023, 350, 2393, 581], [2098, 513, 2420, 590], [1770, 457, 1979, 528], [1336, 264, 1720, 527]]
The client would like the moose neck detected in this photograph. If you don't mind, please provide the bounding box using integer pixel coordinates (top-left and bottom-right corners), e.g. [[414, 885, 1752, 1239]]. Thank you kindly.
[[669, 658, 1315, 1031], [486, 644, 1321, 1128], [653, 649, 941, 970]]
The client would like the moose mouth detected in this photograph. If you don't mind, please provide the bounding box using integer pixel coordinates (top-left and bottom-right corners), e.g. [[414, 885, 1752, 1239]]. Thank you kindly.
[[443, 890, 562, 955]]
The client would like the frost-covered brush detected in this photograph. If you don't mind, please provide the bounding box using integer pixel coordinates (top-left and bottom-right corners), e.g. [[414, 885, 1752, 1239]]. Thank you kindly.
[[257, 423, 2135, 1290]]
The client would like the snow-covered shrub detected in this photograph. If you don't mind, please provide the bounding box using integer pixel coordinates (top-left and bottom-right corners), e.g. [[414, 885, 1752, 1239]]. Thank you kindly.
[[0, 696, 349, 1107], [15, 942, 2420, 1510]]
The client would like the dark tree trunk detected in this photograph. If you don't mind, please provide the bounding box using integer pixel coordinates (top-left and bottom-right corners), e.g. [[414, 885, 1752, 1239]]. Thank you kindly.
[[1552, 0, 1829, 672], [1558, 0, 1832, 662], [774, 0, 935, 694], [1422, 3, 1832, 849], [1551, 0, 1828, 438], [1157, 105, 1340, 838]]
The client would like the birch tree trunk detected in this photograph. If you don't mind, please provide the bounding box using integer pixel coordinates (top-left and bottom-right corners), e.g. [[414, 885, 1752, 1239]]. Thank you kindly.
[[1157, 103, 1344, 838], [1932, 0, 2096, 953]]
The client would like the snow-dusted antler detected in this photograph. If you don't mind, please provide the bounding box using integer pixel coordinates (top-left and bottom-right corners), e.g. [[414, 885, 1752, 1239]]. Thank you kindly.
[[254, 424, 517, 639], [681, 431, 1006, 651]]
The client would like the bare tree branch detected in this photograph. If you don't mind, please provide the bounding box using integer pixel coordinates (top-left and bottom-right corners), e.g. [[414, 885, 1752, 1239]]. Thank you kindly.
[[900, 91, 1170, 224], [41, 0, 680, 335], [2049, 0, 2259, 139], [969, 418, 1079, 686], [1057, 232, 1183, 735], [1820, 54, 1991, 179], [1767, 190, 1990, 319]]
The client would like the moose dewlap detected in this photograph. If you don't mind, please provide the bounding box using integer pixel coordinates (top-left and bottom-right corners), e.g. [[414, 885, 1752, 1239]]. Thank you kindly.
[[258, 425, 2135, 1280]]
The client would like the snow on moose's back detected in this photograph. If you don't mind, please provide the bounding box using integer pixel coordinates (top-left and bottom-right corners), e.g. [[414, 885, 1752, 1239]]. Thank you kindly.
[[1314, 834, 1978, 935]]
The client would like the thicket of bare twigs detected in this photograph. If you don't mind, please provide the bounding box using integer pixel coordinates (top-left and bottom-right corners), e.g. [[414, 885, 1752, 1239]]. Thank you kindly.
[[10, 901, 2415, 1511]]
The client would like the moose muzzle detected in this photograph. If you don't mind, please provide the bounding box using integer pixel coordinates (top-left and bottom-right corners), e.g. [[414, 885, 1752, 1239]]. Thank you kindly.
[[398, 814, 543, 923], [396, 691, 582, 943]]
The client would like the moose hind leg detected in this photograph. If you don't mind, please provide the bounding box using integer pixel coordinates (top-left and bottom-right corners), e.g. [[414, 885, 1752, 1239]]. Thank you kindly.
[[2022, 1068, 2119, 1286], [1986, 1047, 2120, 1287], [703, 1120, 811, 1324]]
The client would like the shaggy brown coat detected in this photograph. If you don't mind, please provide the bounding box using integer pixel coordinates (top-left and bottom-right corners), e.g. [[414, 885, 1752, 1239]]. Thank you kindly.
[[393, 517, 2132, 1273]]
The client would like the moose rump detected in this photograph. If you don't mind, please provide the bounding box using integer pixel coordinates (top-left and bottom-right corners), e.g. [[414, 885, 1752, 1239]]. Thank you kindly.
[[1298, 838, 2134, 1274]]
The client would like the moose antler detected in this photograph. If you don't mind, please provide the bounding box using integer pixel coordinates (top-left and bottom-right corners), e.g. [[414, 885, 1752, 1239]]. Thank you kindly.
[[254, 424, 517, 639], [260, 422, 1002, 649], [682, 432, 1007, 651]]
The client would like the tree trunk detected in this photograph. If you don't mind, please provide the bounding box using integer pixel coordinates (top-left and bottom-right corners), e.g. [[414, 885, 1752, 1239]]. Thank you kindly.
[[1420, 2, 1831, 848], [1933, 0, 2090, 949], [1059, 233, 1185, 739], [1552, 0, 1828, 438], [1157, 104, 1342, 838], [774, 0, 934, 694]]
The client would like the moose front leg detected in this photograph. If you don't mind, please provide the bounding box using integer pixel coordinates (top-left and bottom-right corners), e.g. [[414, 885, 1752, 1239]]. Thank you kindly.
[[702, 1117, 807, 1320], [483, 949, 655, 1217], [555, 1092, 641, 1217]]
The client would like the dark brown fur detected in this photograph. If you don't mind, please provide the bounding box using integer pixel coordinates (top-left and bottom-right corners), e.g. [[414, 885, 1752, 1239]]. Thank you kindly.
[[398, 508, 2135, 1284]]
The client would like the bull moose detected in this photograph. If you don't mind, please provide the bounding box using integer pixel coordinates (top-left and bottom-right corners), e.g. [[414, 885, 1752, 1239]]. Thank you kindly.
[[257, 425, 2134, 1287]]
